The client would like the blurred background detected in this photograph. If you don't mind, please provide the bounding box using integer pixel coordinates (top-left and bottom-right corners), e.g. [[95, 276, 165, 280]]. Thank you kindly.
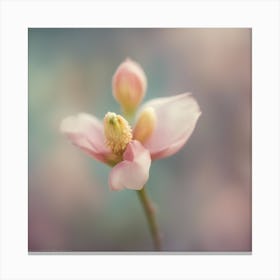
[[28, 28, 251, 252]]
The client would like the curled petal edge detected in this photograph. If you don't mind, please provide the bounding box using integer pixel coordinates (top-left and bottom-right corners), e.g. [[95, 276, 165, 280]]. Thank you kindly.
[[109, 140, 151, 191]]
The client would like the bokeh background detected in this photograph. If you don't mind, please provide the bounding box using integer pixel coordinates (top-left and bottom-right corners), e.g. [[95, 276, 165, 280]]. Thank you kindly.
[[28, 28, 251, 252]]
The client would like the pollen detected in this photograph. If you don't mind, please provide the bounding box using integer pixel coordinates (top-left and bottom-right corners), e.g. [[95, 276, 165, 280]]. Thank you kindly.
[[104, 112, 132, 154]]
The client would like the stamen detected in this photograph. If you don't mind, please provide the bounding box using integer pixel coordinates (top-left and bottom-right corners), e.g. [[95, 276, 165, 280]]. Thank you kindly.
[[133, 107, 156, 143], [104, 112, 132, 154]]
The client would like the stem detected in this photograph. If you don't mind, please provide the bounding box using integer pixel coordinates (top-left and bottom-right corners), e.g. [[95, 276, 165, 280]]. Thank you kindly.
[[137, 187, 162, 251]]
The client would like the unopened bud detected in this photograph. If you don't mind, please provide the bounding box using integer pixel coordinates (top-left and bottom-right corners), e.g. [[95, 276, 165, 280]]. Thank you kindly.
[[133, 107, 156, 143], [112, 59, 147, 116], [104, 112, 132, 154]]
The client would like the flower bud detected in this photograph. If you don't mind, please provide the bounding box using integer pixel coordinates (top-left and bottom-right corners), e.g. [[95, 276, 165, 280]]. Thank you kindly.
[[104, 112, 132, 155], [133, 107, 156, 143], [112, 59, 147, 116]]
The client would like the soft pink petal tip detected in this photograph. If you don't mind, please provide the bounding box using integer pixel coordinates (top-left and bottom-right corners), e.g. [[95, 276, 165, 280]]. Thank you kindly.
[[109, 140, 151, 191]]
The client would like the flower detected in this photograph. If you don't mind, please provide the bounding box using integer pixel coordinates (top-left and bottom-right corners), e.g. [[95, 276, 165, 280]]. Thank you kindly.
[[60, 59, 201, 191]]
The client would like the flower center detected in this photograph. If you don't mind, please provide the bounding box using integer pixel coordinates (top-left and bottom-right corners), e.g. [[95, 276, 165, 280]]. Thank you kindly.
[[104, 112, 132, 154]]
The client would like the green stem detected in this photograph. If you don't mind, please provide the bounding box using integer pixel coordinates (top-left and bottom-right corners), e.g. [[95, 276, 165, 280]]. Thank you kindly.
[[137, 187, 162, 251]]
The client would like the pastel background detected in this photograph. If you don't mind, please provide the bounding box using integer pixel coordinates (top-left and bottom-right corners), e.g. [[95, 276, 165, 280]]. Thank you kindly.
[[28, 28, 251, 252]]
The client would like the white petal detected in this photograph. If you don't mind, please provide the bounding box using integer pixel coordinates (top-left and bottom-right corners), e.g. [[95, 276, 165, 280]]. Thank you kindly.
[[137, 93, 201, 160]]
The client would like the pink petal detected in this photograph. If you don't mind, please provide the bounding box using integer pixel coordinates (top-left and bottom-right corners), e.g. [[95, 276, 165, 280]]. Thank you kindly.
[[109, 140, 151, 191], [60, 113, 111, 163], [137, 93, 201, 160]]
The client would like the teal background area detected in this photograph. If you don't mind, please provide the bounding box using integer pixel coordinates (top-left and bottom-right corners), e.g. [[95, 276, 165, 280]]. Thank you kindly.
[[28, 28, 251, 251]]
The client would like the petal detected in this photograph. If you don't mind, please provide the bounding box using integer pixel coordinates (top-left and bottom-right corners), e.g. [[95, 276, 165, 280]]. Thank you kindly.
[[109, 140, 151, 191], [60, 113, 111, 163], [112, 58, 147, 115], [136, 93, 201, 160]]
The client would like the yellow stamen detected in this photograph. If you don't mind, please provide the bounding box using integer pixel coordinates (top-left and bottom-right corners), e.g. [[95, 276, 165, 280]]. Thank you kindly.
[[133, 107, 156, 143], [104, 112, 132, 154]]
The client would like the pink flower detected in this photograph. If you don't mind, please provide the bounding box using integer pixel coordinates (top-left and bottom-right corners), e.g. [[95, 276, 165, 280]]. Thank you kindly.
[[60, 60, 201, 191]]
